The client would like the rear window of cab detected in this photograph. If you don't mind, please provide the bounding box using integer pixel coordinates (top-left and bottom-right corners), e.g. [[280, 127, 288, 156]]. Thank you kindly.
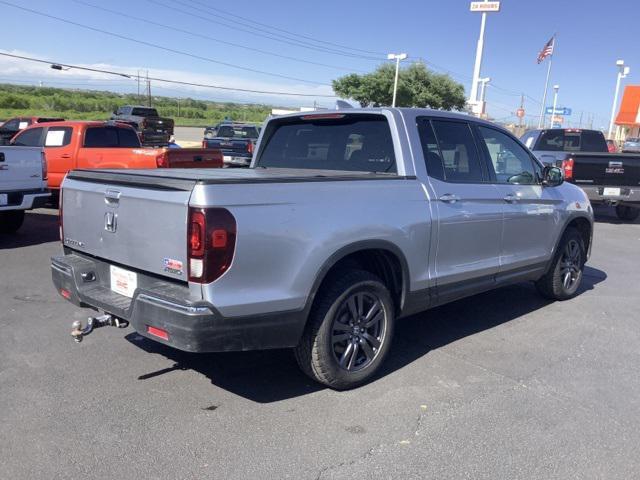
[[256, 114, 396, 173]]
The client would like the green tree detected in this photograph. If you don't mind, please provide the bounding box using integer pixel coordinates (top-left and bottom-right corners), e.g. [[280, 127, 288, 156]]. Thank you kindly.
[[332, 62, 466, 110]]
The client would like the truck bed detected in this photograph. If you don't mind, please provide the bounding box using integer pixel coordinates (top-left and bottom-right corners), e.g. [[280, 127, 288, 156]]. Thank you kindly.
[[67, 167, 407, 189]]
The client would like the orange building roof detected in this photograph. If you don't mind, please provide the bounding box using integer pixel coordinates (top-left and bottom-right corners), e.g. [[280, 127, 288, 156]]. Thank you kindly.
[[615, 85, 640, 126]]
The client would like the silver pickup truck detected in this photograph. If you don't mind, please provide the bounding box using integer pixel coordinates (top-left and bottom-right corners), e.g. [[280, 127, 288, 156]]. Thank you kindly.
[[0, 146, 50, 233], [51, 108, 593, 389]]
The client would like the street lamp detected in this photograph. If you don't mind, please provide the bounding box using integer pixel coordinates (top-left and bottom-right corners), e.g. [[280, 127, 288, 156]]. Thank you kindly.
[[608, 59, 630, 140], [549, 85, 559, 128], [387, 53, 408, 107]]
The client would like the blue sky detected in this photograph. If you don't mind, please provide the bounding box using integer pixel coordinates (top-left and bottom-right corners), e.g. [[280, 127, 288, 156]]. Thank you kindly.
[[0, 0, 637, 127]]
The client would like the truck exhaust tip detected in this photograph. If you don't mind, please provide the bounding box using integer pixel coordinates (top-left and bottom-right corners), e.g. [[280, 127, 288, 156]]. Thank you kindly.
[[70, 314, 129, 343]]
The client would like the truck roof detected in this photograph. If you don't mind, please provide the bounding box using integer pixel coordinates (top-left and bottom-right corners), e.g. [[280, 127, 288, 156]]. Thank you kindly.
[[19, 120, 136, 130]]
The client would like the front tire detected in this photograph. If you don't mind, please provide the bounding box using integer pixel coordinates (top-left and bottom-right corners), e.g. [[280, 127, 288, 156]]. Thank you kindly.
[[294, 270, 395, 390], [615, 205, 640, 222], [536, 227, 585, 300], [0, 210, 25, 234]]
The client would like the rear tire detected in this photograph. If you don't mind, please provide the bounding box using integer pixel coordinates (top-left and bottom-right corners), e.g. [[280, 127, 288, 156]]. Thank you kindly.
[[615, 205, 640, 222], [294, 269, 395, 390], [0, 210, 25, 234], [535, 227, 585, 300]]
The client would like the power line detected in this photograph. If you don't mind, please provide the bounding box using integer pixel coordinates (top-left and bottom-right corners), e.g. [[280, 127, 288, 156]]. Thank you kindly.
[[0, 51, 337, 98], [0, 0, 331, 85], [146, 0, 383, 62], [183, 0, 386, 57], [71, 0, 366, 73]]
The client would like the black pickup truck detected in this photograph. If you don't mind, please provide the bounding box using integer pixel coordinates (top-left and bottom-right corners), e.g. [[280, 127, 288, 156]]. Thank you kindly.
[[522, 128, 640, 221], [202, 122, 259, 167], [110, 105, 174, 147]]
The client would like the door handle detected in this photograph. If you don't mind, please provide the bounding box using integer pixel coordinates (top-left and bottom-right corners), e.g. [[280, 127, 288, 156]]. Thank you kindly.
[[60, 154, 72, 159], [439, 193, 460, 203], [504, 194, 518, 203]]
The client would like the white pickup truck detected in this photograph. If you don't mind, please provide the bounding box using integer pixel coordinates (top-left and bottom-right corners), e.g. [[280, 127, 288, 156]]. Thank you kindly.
[[0, 146, 50, 233]]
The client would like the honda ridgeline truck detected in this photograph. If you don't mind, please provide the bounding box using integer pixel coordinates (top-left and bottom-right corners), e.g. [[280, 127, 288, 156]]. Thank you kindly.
[[51, 108, 593, 389]]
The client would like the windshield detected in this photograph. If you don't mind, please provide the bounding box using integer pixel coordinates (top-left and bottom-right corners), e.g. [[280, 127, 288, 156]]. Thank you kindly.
[[625, 138, 640, 143], [257, 114, 396, 173]]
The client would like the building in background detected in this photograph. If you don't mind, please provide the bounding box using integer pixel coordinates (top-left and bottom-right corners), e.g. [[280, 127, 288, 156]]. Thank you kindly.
[[614, 85, 640, 141]]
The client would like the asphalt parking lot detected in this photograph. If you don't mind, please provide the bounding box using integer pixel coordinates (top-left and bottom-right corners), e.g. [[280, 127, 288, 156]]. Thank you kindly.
[[1, 207, 639, 479]]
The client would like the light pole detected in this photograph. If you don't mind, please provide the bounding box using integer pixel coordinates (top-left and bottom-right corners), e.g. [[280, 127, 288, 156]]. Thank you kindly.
[[479, 77, 491, 116], [387, 53, 408, 107], [549, 84, 559, 128], [608, 60, 630, 140]]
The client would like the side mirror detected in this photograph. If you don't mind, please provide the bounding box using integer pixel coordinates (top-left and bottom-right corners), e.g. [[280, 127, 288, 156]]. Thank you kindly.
[[542, 166, 563, 187]]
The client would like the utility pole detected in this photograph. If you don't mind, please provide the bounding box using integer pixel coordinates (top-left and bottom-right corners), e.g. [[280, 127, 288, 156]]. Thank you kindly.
[[137, 70, 140, 101], [549, 85, 559, 128], [518, 93, 524, 130], [146, 70, 151, 107], [578, 111, 583, 128]]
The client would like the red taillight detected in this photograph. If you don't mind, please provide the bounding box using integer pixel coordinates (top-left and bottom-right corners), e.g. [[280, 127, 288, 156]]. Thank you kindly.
[[202, 140, 207, 149], [156, 153, 168, 168], [147, 325, 169, 341], [142, 118, 148, 129], [562, 157, 574, 180], [247, 141, 254, 154], [187, 207, 236, 283], [41, 151, 47, 180], [60, 288, 71, 299]]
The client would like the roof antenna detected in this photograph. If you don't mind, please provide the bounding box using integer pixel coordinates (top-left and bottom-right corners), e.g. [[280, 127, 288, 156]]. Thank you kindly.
[[335, 100, 353, 110]]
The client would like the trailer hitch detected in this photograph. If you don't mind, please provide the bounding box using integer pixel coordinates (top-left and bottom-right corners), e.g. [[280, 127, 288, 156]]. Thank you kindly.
[[71, 314, 129, 343]]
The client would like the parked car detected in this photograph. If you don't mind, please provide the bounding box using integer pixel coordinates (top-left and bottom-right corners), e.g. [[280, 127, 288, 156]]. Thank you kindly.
[[110, 105, 174, 147], [606, 139, 618, 153], [51, 108, 593, 389], [0, 116, 64, 145], [522, 128, 640, 221], [10, 121, 223, 193], [621, 137, 640, 153], [0, 146, 49, 233], [202, 122, 260, 167]]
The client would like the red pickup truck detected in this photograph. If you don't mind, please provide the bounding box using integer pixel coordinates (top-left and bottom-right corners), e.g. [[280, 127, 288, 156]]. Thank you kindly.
[[10, 121, 223, 190]]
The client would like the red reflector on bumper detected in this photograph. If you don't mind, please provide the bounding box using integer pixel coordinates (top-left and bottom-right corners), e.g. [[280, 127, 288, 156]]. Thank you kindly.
[[147, 325, 169, 341], [60, 289, 71, 299]]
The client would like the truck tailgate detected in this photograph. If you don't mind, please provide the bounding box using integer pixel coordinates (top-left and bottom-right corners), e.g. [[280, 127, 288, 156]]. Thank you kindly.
[[61, 171, 194, 281], [160, 148, 223, 168], [0, 146, 44, 191], [573, 153, 640, 186]]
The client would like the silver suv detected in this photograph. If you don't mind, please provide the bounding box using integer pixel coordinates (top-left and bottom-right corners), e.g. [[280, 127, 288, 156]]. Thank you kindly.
[[51, 108, 593, 389]]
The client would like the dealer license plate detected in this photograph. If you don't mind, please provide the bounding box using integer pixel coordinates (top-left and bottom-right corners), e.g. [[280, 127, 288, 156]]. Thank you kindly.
[[110, 265, 138, 298], [603, 187, 621, 196]]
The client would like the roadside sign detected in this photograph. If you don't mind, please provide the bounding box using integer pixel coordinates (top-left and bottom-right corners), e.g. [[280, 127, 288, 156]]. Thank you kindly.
[[470, 1, 501, 11], [551, 115, 564, 124], [545, 107, 572, 116], [516, 108, 525, 118], [552, 123, 562, 128]]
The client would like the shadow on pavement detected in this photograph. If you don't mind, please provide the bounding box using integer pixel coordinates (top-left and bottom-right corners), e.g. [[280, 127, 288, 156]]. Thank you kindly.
[[592, 205, 639, 225], [128, 266, 607, 403], [0, 210, 59, 249]]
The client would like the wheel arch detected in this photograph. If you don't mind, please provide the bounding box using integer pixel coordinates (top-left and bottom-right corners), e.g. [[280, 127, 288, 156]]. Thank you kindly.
[[305, 240, 411, 319]]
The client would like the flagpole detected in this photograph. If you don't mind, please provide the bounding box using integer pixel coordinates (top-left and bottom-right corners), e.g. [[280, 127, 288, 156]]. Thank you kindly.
[[537, 36, 555, 129]]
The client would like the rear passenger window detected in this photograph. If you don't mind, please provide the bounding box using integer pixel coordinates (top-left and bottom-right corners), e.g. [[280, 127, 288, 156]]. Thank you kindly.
[[117, 128, 141, 148], [417, 119, 444, 180], [84, 127, 119, 148], [430, 120, 484, 183], [44, 127, 72, 147], [11, 127, 43, 147]]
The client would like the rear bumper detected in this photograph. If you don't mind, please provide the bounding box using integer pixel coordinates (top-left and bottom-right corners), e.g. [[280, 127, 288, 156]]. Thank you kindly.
[[50, 252, 306, 353], [0, 190, 49, 211], [579, 185, 640, 206]]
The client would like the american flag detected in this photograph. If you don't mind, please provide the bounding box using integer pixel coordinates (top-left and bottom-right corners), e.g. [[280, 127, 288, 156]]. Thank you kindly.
[[537, 36, 555, 64]]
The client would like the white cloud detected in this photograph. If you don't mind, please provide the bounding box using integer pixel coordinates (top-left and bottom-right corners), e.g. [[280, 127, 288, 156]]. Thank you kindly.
[[0, 49, 337, 108]]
